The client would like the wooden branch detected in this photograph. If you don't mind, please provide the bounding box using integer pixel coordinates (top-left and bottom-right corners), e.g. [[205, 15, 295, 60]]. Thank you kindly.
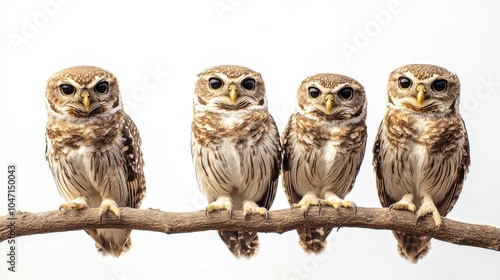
[[1, 207, 499, 252]]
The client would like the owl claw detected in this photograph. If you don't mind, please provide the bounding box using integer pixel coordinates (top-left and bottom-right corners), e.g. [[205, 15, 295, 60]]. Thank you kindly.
[[321, 198, 356, 211], [205, 196, 233, 218], [243, 201, 269, 220], [389, 194, 416, 213], [416, 214, 441, 232], [351, 201, 358, 214], [388, 202, 416, 213], [291, 193, 322, 219], [415, 197, 442, 230], [98, 199, 121, 221], [59, 198, 88, 211]]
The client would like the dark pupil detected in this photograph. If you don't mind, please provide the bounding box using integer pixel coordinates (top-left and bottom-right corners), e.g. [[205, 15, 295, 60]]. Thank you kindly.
[[94, 82, 108, 94], [339, 87, 354, 99], [399, 77, 411, 89], [308, 87, 320, 98], [60, 84, 75, 95], [241, 78, 255, 90], [432, 79, 447, 92], [209, 78, 223, 89]]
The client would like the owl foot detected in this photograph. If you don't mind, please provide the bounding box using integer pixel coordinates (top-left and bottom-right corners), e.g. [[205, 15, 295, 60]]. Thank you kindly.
[[321, 200, 357, 213], [389, 194, 416, 213], [416, 196, 442, 230], [205, 196, 233, 218], [243, 201, 269, 220], [99, 199, 121, 221], [59, 197, 88, 211], [322, 192, 356, 213], [291, 192, 322, 218]]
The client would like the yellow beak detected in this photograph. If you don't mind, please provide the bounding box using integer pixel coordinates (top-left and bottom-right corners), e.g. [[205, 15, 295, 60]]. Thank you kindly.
[[325, 93, 334, 114], [81, 90, 90, 111], [416, 84, 426, 107], [228, 83, 238, 104]]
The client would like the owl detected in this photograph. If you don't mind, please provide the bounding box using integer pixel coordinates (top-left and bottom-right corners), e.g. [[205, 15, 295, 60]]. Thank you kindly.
[[45, 66, 146, 257], [373, 64, 470, 263], [191, 65, 281, 258], [282, 73, 367, 254]]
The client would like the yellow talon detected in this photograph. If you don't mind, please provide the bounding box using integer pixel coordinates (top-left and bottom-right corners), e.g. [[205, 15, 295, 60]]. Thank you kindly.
[[59, 197, 88, 211], [388, 194, 416, 213], [243, 201, 269, 220], [99, 199, 121, 220], [205, 196, 233, 218]]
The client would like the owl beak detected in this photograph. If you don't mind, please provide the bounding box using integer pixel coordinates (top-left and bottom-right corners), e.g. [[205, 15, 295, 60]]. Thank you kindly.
[[228, 83, 238, 104], [416, 84, 426, 107], [325, 93, 334, 114], [81, 90, 91, 111]]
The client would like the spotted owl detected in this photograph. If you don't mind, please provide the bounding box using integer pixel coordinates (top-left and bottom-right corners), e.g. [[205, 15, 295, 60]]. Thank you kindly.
[[45, 66, 146, 257], [373, 64, 470, 263], [282, 73, 367, 254], [191, 65, 281, 258]]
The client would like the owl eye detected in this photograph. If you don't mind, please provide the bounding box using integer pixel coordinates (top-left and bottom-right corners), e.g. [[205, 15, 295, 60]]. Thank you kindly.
[[308, 87, 321, 99], [209, 78, 223, 90], [432, 79, 448, 92], [398, 77, 412, 89], [94, 82, 108, 94], [338, 87, 354, 100], [241, 78, 256, 90], [59, 84, 76, 95]]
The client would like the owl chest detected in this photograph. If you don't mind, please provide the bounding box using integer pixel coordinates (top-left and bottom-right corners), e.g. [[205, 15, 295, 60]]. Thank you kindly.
[[385, 117, 461, 156], [47, 120, 122, 156], [64, 141, 124, 174], [193, 113, 267, 147], [294, 127, 346, 172], [47, 124, 125, 179]]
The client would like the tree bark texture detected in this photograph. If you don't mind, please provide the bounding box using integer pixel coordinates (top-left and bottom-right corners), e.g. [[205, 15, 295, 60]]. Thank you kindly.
[[1, 207, 499, 252]]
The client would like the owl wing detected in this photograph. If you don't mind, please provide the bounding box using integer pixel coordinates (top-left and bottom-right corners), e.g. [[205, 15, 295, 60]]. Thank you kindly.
[[255, 115, 281, 210], [372, 121, 395, 207], [281, 115, 302, 205], [326, 130, 367, 199], [432, 118, 470, 216], [122, 114, 146, 209], [283, 114, 366, 203]]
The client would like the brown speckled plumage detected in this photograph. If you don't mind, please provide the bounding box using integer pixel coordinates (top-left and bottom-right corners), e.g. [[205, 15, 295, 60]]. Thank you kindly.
[[45, 66, 146, 257], [282, 73, 367, 254], [191, 65, 281, 258], [373, 64, 470, 263]]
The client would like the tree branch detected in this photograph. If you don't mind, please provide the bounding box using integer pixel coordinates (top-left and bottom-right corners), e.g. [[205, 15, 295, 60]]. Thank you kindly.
[[1, 207, 499, 252]]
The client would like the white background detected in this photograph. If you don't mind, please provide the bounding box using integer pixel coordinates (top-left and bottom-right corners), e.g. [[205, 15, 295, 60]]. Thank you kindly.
[[1, 0, 499, 279]]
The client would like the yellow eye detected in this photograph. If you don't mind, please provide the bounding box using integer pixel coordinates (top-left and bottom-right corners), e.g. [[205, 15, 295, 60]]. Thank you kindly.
[[94, 82, 108, 94], [308, 87, 321, 98], [209, 78, 223, 90], [432, 79, 448, 92], [398, 77, 412, 89], [59, 84, 75, 95], [338, 87, 354, 100]]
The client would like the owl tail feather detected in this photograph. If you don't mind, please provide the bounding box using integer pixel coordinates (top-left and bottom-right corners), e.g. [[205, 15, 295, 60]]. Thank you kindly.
[[217, 230, 259, 259], [297, 227, 333, 254], [393, 231, 431, 263], [85, 228, 132, 257]]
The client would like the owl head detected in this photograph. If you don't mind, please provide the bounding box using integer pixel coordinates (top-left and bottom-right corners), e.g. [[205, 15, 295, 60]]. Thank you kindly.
[[296, 73, 366, 121], [387, 64, 460, 114], [46, 66, 122, 118], [194, 65, 267, 111]]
